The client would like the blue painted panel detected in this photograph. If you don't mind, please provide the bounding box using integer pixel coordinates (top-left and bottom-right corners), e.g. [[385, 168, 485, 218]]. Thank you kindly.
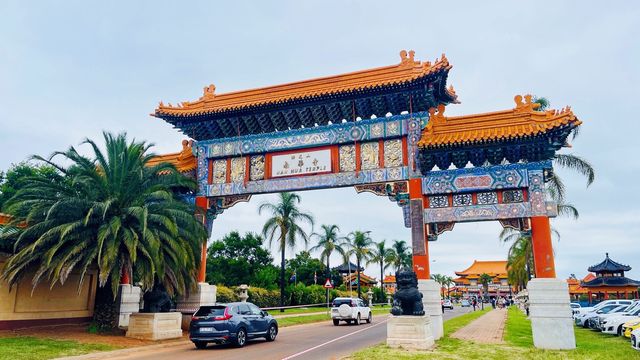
[[424, 203, 533, 223]]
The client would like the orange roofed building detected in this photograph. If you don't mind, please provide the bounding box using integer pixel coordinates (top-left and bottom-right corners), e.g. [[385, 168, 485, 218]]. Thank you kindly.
[[453, 260, 512, 298]]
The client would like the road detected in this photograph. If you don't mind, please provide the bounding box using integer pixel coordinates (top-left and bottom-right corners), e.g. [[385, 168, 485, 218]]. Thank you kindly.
[[72, 307, 472, 360]]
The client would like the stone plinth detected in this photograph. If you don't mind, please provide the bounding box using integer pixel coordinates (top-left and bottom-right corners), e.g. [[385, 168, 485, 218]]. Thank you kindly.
[[125, 312, 183, 340], [527, 278, 576, 350], [117, 284, 142, 329], [176, 283, 217, 330], [418, 279, 443, 340], [387, 315, 435, 350]]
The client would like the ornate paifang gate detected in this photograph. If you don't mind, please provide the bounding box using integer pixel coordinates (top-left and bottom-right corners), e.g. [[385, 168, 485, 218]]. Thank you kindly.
[[152, 51, 581, 349]]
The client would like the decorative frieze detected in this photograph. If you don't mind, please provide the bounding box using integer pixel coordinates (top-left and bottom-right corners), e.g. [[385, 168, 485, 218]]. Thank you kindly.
[[230, 157, 246, 182], [429, 195, 448, 208], [250, 155, 265, 181], [212, 160, 227, 184], [384, 139, 403, 167], [361, 142, 379, 170], [477, 191, 498, 205], [452, 194, 472, 207], [503, 189, 524, 203], [339, 145, 356, 172]]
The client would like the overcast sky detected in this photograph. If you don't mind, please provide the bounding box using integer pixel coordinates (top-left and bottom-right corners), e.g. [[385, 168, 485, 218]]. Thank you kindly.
[[1, 1, 638, 281]]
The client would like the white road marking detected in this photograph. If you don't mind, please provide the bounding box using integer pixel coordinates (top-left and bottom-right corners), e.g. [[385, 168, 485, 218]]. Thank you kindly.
[[280, 319, 389, 360]]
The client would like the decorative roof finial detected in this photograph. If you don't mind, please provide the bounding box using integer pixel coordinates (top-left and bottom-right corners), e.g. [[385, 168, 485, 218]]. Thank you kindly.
[[202, 84, 216, 100], [606, 252, 609, 258]]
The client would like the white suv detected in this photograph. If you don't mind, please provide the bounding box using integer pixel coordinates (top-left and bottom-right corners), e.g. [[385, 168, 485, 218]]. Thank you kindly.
[[331, 297, 372, 326]]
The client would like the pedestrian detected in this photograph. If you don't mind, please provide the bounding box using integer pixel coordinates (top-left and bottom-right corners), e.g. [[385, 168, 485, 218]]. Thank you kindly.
[[472, 298, 477, 311], [524, 297, 530, 316], [491, 297, 496, 309]]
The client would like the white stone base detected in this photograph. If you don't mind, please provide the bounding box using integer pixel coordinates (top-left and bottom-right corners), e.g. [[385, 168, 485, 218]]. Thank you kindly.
[[126, 312, 183, 340], [418, 279, 443, 340], [175, 283, 217, 329], [117, 284, 142, 329], [387, 315, 435, 350], [527, 278, 576, 350]]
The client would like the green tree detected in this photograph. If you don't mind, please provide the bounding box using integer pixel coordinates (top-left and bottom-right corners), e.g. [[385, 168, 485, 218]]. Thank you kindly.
[[442, 275, 454, 298], [285, 250, 326, 286], [259, 192, 314, 308], [430, 273, 445, 297], [479, 273, 493, 300], [206, 231, 276, 288], [344, 230, 373, 299], [310, 224, 346, 282], [388, 240, 412, 272], [0, 132, 207, 328], [367, 240, 393, 287], [0, 162, 62, 211]]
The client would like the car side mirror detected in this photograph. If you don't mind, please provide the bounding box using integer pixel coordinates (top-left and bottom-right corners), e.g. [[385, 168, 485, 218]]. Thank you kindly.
[[261, 311, 267, 317], [596, 310, 603, 314]]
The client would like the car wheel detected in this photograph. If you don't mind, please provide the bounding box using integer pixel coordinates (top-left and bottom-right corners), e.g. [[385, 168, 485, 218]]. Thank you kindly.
[[235, 328, 247, 348], [356, 313, 361, 325], [266, 324, 277, 342], [333, 319, 340, 326], [366, 312, 372, 324], [617, 325, 623, 336], [194, 341, 207, 349]]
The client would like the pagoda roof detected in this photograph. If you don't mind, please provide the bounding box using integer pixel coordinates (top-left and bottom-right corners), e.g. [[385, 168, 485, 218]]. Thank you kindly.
[[344, 272, 377, 285], [333, 262, 363, 273], [147, 140, 197, 173], [417, 94, 581, 148], [383, 275, 396, 284], [455, 260, 508, 277], [588, 253, 632, 273], [582, 276, 640, 288], [153, 50, 458, 140]]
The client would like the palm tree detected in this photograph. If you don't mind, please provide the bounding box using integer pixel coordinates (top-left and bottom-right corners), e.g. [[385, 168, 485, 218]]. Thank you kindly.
[[345, 230, 373, 299], [259, 192, 314, 308], [479, 273, 493, 301], [388, 240, 412, 271], [442, 275, 455, 298], [0, 132, 207, 299], [430, 273, 445, 297], [310, 224, 346, 282], [367, 240, 393, 288], [506, 235, 533, 291]]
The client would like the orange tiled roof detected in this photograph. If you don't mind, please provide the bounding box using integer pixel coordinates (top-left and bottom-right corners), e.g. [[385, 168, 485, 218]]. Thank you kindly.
[[453, 277, 469, 285], [567, 274, 595, 294], [344, 272, 377, 285], [455, 260, 508, 277], [383, 275, 396, 283], [417, 94, 582, 148], [154, 50, 455, 118], [147, 140, 197, 173]]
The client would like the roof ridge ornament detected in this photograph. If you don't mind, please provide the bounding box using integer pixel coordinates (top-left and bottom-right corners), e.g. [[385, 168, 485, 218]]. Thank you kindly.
[[399, 49, 418, 67], [513, 94, 540, 113], [201, 84, 216, 101], [428, 104, 447, 126]]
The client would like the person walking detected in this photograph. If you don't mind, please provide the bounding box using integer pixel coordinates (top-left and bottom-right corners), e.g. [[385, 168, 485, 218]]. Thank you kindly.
[[472, 298, 477, 311], [491, 297, 496, 309]]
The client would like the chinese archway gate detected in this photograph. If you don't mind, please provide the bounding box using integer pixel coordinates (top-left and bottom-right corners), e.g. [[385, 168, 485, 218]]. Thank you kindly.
[[152, 51, 580, 349]]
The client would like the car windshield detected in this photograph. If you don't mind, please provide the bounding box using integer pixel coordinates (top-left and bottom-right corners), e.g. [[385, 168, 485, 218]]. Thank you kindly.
[[333, 299, 354, 307], [194, 305, 226, 317]]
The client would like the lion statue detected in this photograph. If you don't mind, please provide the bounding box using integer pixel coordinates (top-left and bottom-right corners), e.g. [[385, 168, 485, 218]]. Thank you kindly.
[[390, 269, 425, 316]]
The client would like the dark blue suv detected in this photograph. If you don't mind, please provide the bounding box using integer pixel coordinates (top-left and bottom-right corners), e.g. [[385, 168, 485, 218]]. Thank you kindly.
[[189, 302, 278, 348]]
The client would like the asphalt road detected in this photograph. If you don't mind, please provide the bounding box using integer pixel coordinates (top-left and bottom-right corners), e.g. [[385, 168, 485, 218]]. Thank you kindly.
[[76, 306, 473, 360]]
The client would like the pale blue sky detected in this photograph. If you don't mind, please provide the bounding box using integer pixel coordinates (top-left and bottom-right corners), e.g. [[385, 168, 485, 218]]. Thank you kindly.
[[1, 1, 638, 280]]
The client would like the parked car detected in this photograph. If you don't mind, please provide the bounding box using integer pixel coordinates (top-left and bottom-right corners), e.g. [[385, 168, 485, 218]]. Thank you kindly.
[[632, 328, 640, 351], [331, 297, 372, 325], [600, 302, 640, 335], [570, 303, 581, 315], [586, 305, 629, 330], [623, 318, 640, 338], [460, 299, 471, 307], [573, 299, 633, 319], [442, 299, 454, 310], [189, 302, 278, 349]]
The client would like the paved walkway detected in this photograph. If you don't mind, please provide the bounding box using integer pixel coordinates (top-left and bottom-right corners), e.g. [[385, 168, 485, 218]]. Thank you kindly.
[[450, 309, 507, 344]]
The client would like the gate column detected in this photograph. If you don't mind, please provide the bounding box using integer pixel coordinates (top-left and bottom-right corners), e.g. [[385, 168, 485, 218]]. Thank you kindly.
[[409, 178, 443, 340], [527, 215, 575, 350]]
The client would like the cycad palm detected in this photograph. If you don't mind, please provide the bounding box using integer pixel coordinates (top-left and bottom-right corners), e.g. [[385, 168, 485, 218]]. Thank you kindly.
[[367, 240, 393, 288], [310, 224, 345, 281], [345, 230, 373, 298], [0, 132, 206, 297], [259, 192, 314, 308]]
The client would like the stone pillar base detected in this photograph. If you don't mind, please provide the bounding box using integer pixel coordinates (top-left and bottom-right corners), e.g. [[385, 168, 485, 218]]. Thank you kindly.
[[418, 279, 443, 340], [387, 315, 435, 350], [117, 284, 142, 329], [126, 312, 183, 340], [528, 278, 576, 350], [176, 282, 217, 329]]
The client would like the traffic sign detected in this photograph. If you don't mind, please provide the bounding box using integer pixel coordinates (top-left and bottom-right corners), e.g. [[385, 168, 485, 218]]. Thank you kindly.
[[323, 278, 333, 288]]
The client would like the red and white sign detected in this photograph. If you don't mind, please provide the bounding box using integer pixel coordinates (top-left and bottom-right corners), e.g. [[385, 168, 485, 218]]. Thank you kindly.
[[271, 149, 331, 178], [323, 279, 333, 289]]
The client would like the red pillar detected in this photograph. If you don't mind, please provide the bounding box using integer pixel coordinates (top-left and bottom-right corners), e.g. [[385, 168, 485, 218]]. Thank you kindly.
[[530, 216, 556, 278], [120, 268, 130, 285], [409, 178, 430, 279], [195, 196, 209, 283]]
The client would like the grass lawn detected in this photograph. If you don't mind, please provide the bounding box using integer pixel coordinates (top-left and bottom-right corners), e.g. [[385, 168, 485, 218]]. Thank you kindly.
[[0, 336, 116, 360], [278, 306, 391, 327], [349, 307, 638, 360]]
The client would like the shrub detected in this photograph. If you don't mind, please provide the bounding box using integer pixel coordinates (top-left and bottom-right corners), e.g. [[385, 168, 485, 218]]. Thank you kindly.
[[215, 285, 237, 303], [248, 287, 280, 307]]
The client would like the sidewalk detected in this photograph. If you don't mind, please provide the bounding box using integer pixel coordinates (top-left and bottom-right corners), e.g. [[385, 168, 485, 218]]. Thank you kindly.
[[450, 309, 507, 344]]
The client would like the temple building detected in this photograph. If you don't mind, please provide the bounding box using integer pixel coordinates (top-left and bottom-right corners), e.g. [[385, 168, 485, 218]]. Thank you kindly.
[[453, 260, 512, 298], [344, 272, 378, 288], [383, 275, 396, 294], [581, 253, 640, 303], [566, 273, 594, 300]]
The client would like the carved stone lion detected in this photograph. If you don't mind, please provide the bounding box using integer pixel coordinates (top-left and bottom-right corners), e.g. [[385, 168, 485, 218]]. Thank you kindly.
[[391, 269, 425, 316], [142, 284, 173, 313]]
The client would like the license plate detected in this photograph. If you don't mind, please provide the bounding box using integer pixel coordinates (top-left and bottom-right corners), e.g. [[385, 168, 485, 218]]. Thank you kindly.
[[200, 327, 214, 332]]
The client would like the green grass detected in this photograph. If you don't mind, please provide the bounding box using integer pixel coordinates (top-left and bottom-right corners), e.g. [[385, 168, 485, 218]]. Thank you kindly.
[[349, 307, 639, 360], [277, 306, 391, 327], [0, 337, 116, 360]]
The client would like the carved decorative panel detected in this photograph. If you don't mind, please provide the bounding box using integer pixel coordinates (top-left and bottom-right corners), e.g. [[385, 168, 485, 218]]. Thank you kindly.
[[213, 160, 227, 184], [452, 194, 473, 207], [477, 192, 498, 205], [339, 145, 356, 172], [360, 142, 379, 170], [250, 155, 265, 181], [384, 139, 403, 167], [503, 189, 524, 203], [230, 157, 246, 182], [429, 195, 448, 208]]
